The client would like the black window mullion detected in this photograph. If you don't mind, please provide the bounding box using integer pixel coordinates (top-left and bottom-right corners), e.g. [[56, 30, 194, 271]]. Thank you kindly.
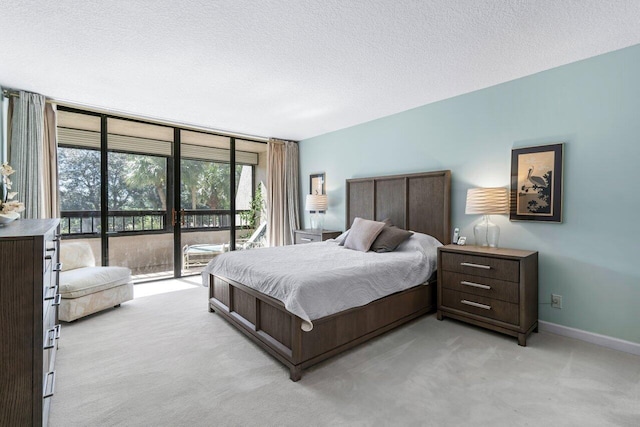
[[172, 128, 181, 278], [100, 115, 109, 266], [230, 137, 236, 251]]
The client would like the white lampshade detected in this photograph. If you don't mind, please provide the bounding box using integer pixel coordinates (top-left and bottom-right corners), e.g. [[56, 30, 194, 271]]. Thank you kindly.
[[465, 188, 509, 215], [465, 187, 509, 248], [305, 194, 328, 211]]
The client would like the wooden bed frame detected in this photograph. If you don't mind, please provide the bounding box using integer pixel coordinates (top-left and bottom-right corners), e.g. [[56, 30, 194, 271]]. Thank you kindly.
[[208, 170, 451, 381]]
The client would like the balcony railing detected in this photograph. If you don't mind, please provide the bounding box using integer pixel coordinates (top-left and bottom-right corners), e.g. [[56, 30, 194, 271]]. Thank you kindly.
[[61, 209, 250, 236]]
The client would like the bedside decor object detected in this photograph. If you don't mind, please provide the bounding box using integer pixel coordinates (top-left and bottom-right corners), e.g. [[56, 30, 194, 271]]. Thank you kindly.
[[511, 143, 563, 222], [465, 187, 509, 247], [0, 211, 20, 225], [437, 244, 538, 346], [0, 162, 25, 224], [305, 194, 328, 230], [309, 172, 325, 195]]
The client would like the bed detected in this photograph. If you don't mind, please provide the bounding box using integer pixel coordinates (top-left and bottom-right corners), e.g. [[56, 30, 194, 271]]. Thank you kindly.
[[205, 170, 451, 381]]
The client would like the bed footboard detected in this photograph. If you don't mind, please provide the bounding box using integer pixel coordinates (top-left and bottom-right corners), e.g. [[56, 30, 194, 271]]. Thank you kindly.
[[208, 274, 435, 381]]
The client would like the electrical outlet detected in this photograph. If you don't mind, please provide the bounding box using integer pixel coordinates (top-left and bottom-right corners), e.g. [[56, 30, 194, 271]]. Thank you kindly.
[[551, 294, 562, 309]]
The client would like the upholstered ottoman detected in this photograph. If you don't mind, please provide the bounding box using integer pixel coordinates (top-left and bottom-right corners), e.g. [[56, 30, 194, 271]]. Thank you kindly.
[[59, 242, 134, 322]]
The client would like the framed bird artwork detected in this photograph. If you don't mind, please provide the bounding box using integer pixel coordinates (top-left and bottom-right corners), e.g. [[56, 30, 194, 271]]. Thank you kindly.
[[510, 143, 563, 222]]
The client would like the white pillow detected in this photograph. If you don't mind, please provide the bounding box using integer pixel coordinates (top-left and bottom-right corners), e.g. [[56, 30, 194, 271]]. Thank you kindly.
[[60, 242, 96, 271], [396, 231, 443, 252], [343, 218, 386, 252], [333, 230, 349, 245]]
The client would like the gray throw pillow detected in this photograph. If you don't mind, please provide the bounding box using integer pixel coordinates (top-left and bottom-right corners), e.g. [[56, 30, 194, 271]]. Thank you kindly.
[[370, 225, 413, 253], [343, 217, 386, 252], [340, 218, 390, 246]]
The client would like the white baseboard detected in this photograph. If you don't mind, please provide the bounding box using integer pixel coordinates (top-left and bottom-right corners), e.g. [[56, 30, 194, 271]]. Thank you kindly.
[[538, 321, 640, 356]]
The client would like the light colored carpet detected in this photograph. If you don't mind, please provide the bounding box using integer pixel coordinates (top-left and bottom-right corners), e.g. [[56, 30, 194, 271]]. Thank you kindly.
[[50, 283, 640, 426]]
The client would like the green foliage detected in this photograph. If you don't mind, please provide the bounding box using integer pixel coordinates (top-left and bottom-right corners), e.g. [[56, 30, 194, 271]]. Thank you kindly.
[[59, 147, 252, 214], [239, 185, 264, 231], [123, 153, 167, 209], [58, 147, 101, 210]]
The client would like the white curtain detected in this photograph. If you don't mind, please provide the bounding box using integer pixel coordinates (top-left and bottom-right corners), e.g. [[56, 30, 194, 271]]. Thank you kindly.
[[43, 103, 59, 218], [8, 90, 58, 219], [267, 138, 300, 246], [0, 88, 7, 163]]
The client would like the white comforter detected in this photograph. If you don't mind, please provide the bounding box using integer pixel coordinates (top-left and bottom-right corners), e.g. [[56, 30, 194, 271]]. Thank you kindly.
[[202, 233, 441, 331]]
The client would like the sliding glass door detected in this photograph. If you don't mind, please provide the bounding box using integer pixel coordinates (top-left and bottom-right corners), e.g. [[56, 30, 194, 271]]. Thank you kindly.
[[57, 111, 102, 262], [106, 118, 174, 281], [178, 131, 232, 276], [57, 107, 267, 283]]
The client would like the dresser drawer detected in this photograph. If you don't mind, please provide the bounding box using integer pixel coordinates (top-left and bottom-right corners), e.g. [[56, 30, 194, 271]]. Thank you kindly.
[[43, 258, 60, 298], [441, 289, 519, 325], [43, 262, 55, 294], [44, 245, 57, 271], [441, 271, 519, 304], [43, 291, 58, 325], [441, 252, 519, 282], [295, 233, 321, 244], [43, 324, 60, 375]]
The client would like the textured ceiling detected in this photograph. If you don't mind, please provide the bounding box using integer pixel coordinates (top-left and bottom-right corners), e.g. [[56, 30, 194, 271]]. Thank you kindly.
[[2, 1, 640, 141]]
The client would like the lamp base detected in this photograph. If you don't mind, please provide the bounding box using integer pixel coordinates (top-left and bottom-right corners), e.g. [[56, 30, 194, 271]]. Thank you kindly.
[[473, 215, 500, 248], [310, 212, 324, 230]]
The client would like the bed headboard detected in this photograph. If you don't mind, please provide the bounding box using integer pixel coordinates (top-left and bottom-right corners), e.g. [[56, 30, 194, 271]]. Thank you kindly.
[[346, 170, 451, 244]]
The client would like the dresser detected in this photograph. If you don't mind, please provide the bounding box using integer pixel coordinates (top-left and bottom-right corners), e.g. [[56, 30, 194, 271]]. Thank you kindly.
[[437, 244, 538, 346], [0, 219, 61, 426], [294, 229, 342, 244]]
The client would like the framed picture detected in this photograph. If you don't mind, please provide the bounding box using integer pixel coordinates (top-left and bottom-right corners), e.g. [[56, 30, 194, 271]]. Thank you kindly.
[[510, 143, 563, 222], [309, 173, 325, 195]]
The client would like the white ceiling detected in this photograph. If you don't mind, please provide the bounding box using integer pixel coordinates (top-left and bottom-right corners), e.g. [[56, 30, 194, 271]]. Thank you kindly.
[[2, 1, 640, 141]]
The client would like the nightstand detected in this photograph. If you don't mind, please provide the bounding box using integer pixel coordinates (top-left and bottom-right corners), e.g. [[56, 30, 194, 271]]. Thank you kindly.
[[294, 229, 342, 244], [437, 245, 538, 346]]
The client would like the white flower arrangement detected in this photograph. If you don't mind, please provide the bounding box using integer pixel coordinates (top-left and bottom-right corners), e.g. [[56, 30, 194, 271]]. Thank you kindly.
[[0, 162, 25, 219]]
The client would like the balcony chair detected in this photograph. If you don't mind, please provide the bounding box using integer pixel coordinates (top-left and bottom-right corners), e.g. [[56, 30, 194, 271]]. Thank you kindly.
[[235, 221, 267, 250], [182, 222, 267, 270], [58, 242, 133, 322]]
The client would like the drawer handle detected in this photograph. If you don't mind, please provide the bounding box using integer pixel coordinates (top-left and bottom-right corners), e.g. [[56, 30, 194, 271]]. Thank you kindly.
[[461, 299, 491, 310], [53, 262, 63, 272], [55, 324, 61, 339], [461, 280, 491, 290], [300, 238, 313, 242], [52, 294, 62, 306], [43, 370, 56, 399], [44, 285, 58, 301], [46, 247, 56, 252], [460, 262, 491, 270], [43, 326, 57, 350]]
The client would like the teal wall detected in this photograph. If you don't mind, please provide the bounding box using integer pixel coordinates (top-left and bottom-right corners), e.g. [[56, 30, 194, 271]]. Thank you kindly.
[[300, 44, 640, 344]]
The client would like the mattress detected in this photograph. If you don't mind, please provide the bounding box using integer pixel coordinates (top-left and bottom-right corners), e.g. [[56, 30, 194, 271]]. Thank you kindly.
[[202, 232, 441, 331]]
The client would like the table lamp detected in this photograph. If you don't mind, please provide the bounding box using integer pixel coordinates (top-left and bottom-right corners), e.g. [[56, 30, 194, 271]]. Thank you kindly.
[[465, 187, 509, 247], [305, 194, 328, 230]]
